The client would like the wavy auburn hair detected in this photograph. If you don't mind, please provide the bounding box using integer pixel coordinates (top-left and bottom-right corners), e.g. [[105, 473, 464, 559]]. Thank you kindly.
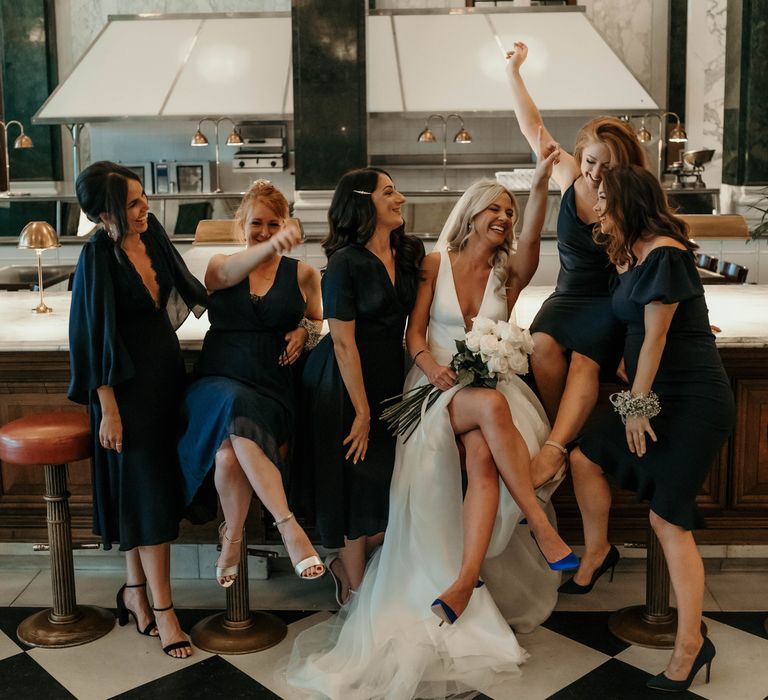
[[594, 165, 697, 267], [233, 179, 290, 243], [573, 116, 647, 170]]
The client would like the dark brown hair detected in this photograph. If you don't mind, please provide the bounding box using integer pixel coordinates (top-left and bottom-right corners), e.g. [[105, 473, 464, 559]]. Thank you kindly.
[[573, 116, 647, 170], [594, 165, 697, 267]]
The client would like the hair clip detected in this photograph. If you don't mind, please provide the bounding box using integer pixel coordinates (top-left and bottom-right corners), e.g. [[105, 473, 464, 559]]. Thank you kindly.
[[252, 178, 273, 188], [352, 189, 371, 195]]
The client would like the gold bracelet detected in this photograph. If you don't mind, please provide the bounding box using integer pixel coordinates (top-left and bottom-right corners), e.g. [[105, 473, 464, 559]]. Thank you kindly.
[[413, 348, 428, 363]]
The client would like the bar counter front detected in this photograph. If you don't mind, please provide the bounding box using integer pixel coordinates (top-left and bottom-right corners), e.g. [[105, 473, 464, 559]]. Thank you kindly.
[[1, 286, 767, 547]]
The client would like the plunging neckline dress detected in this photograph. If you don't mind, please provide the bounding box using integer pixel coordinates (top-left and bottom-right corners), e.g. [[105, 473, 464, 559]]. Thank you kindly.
[[286, 251, 559, 700]]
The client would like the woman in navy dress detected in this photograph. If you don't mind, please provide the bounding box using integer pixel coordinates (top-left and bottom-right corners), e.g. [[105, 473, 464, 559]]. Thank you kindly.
[[506, 42, 647, 494], [69, 161, 206, 658], [178, 180, 324, 585], [302, 168, 424, 603], [567, 166, 734, 692]]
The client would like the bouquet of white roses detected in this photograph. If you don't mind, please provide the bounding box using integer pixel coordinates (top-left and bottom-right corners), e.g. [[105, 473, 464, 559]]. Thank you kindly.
[[381, 316, 535, 441]]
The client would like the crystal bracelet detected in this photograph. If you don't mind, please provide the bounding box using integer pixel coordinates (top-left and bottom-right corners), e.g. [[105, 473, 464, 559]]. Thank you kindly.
[[299, 317, 321, 351], [609, 390, 661, 424]]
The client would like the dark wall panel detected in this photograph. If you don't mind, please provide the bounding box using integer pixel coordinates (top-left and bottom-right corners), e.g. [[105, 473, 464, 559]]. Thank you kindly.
[[292, 0, 367, 190]]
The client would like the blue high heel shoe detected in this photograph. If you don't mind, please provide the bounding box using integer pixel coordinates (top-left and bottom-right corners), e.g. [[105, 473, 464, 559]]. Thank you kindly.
[[530, 531, 580, 571], [431, 580, 485, 626]]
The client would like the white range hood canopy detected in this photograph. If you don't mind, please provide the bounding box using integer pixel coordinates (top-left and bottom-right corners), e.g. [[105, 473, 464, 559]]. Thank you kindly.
[[367, 8, 658, 113], [34, 8, 656, 125], [34, 13, 293, 123]]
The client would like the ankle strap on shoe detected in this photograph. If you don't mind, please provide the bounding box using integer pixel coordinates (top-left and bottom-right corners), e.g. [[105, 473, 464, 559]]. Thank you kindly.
[[152, 604, 174, 612], [124, 582, 147, 588], [274, 512, 295, 527], [544, 440, 567, 455]]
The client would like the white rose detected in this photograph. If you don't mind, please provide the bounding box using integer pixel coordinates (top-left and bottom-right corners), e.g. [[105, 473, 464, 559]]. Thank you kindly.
[[521, 328, 535, 354], [495, 320, 512, 341], [508, 350, 529, 375], [487, 354, 510, 376], [498, 338, 518, 357], [472, 316, 496, 335], [464, 330, 482, 352], [506, 322, 524, 343], [479, 334, 500, 358]]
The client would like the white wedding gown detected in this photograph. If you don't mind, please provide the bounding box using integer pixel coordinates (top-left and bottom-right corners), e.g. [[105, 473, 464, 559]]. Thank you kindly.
[[285, 251, 559, 699]]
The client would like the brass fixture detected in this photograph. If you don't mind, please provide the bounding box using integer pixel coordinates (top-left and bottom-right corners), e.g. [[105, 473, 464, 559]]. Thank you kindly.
[[17, 221, 61, 314], [417, 114, 473, 191], [190, 117, 244, 193], [634, 112, 687, 178], [0, 120, 34, 197]]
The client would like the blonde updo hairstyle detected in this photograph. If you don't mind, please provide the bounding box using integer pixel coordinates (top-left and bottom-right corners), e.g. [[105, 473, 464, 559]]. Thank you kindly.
[[233, 179, 290, 243], [573, 116, 648, 170], [440, 178, 519, 297]]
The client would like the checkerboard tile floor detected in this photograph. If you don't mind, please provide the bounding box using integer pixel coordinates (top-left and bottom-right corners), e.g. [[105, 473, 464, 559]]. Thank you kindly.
[[0, 569, 766, 699]]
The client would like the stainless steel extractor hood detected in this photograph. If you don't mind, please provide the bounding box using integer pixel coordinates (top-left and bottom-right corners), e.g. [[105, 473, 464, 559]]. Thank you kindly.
[[366, 7, 658, 114], [34, 13, 293, 123]]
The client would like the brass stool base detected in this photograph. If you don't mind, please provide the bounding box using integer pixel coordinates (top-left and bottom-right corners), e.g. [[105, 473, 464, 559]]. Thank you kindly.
[[191, 611, 287, 655], [17, 605, 115, 648], [609, 605, 707, 649]]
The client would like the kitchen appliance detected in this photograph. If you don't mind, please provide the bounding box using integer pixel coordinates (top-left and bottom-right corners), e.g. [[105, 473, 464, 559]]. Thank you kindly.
[[231, 122, 287, 173], [119, 162, 154, 193], [153, 161, 211, 194], [669, 149, 715, 189]]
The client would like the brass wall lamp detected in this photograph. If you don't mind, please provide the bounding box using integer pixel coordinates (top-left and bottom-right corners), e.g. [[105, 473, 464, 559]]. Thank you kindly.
[[634, 112, 687, 178], [418, 114, 473, 192], [190, 117, 244, 193], [0, 119, 34, 197]]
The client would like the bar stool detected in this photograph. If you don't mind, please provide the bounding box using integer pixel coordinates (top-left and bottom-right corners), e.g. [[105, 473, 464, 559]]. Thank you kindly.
[[190, 527, 287, 654], [0, 412, 115, 648], [608, 523, 705, 648], [719, 261, 749, 284]]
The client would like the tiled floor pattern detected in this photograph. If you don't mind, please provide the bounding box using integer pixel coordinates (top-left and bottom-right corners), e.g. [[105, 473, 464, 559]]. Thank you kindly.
[[0, 568, 766, 699]]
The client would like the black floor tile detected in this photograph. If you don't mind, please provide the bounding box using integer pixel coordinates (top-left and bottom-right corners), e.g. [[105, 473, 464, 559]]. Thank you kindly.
[[547, 658, 706, 700], [0, 606, 45, 650], [542, 611, 631, 657], [704, 611, 768, 640], [110, 655, 279, 699], [0, 652, 76, 699]]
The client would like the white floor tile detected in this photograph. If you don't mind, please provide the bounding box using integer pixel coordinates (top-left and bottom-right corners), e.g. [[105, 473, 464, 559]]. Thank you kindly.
[[0, 570, 41, 606], [28, 623, 211, 700], [12, 570, 125, 608], [705, 571, 768, 611], [615, 616, 768, 700], [0, 628, 22, 661]]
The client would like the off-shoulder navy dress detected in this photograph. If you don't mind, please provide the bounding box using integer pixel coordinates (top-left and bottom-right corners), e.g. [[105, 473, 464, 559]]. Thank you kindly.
[[530, 180, 624, 367], [68, 215, 207, 550], [302, 244, 422, 549], [178, 256, 305, 513], [579, 247, 735, 529]]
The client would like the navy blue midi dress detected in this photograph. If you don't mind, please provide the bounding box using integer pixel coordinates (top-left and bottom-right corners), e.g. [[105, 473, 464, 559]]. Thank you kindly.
[[178, 256, 305, 514], [530, 180, 624, 367], [68, 215, 207, 550], [579, 247, 735, 529]]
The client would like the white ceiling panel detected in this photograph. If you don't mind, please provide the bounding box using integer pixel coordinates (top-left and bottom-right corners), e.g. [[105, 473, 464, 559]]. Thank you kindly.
[[366, 16, 403, 113]]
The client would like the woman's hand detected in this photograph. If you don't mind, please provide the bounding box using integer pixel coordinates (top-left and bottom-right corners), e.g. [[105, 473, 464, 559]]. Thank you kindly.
[[99, 409, 123, 453], [271, 221, 302, 254], [343, 412, 370, 464], [279, 326, 307, 366], [625, 415, 657, 457], [533, 128, 560, 181], [505, 41, 528, 74], [422, 357, 457, 391]]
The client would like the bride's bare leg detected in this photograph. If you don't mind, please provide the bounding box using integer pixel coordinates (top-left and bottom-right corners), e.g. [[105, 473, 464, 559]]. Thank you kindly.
[[436, 430, 499, 618], [531, 353, 600, 488], [338, 535, 371, 593], [448, 387, 572, 563]]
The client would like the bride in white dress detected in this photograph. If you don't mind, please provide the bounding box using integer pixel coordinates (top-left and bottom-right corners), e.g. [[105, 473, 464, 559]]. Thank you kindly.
[[286, 143, 574, 699]]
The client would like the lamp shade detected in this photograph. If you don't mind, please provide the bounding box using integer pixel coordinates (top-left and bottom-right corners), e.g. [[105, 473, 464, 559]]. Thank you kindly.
[[225, 128, 243, 146], [669, 125, 688, 143], [417, 127, 436, 143], [191, 128, 209, 146], [14, 133, 33, 149], [453, 127, 472, 144], [18, 221, 60, 251]]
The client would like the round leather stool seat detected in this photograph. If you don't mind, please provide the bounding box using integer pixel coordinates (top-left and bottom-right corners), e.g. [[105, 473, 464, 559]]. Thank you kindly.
[[0, 412, 90, 465], [0, 410, 114, 648]]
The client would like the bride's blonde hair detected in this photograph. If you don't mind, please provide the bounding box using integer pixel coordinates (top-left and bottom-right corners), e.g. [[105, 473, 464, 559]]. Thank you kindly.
[[439, 179, 518, 297]]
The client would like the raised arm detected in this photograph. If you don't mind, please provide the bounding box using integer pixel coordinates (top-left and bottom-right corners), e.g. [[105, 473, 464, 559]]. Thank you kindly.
[[508, 135, 560, 300], [506, 41, 580, 191], [405, 253, 457, 391], [204, 221, 301, 291]]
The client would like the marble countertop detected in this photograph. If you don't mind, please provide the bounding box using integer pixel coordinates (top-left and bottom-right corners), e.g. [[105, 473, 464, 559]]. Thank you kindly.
[[1, 286, 767, 353]]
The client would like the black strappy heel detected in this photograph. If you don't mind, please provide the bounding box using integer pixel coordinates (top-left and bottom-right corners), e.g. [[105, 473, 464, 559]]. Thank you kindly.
[[116, 583, 157, 636], [151, 604, 193, 658]]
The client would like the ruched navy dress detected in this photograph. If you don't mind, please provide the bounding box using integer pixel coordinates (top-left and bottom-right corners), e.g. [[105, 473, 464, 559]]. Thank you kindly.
[[68, 215, 207, 550], [579, 247, 735, 529], [530, 180, 624, 367], [302, 244, 422, 549], [178, 256, 305, 514]]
